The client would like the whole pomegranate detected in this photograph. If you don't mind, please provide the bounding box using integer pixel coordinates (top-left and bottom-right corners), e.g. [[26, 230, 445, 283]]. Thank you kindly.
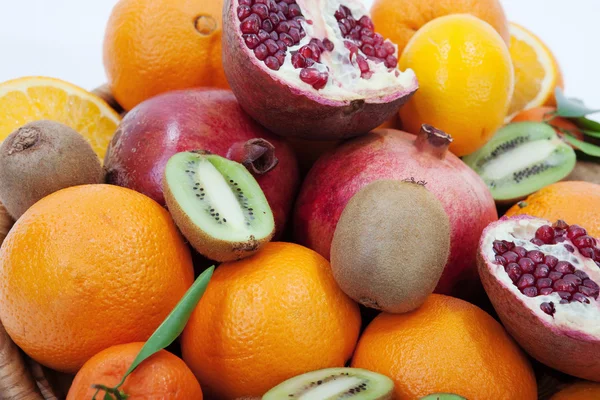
[[104, 89, 299, 237], [478, 216, 600, 381], [222, 0, 418, 140], [294, 126, 498, 296]]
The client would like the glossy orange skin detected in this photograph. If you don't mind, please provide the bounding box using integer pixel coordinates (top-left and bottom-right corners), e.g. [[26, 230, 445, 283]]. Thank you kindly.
[[103, 0, 229, 110], [0, 185, 194, 373], [512, 107, 583, 141], [67, 343, 203, 399], [371, 0, 509, 55], [181, 242, 361, 399], [549, 381, 600, 400], [352, 294, 537, 400], [505, 181, 600, 238]]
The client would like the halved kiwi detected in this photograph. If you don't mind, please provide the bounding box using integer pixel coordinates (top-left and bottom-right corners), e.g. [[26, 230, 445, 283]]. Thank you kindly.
[[262, 368, 394, 400], [163, 151, 275, 262], [463, 122, 576, 203]]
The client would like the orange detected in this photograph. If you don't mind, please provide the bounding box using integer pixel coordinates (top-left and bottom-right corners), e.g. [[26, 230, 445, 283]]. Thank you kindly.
[[549, 381, 600, 400], [505, 181, 600, 238], [0, 76, 121, 159], [67, 343, 203, 400], [0, 185, 194, 373], [398, 14, 514, 156], [507, 23, 563, 119], [103, 0, 229, 111], [181, 242, 361, 399], [352, 294, 537, 400], [511, 107, 583, 141], [371, 0, 509, 56]]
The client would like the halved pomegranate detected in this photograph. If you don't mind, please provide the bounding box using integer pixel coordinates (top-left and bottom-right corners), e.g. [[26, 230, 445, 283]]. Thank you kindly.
[[223, 0, 418, 140], [478, 216, 600, 382]]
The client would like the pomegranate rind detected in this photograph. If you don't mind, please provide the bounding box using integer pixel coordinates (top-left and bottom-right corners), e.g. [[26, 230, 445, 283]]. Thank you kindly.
[[478, 215, 600, 382], [222, 0, 418, 140]]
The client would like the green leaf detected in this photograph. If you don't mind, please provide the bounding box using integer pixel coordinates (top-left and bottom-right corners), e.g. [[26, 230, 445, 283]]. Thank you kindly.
[[555, 88, 600, 118], [117, 266, 215, 386], [104, 393, 113, 400], [574, 117, 600, 132], [563, 135, 600, 157], [581, 129, 600, 139]]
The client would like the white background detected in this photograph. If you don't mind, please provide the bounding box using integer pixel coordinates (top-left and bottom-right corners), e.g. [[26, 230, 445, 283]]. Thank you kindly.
[[0, 0, 598, 107]]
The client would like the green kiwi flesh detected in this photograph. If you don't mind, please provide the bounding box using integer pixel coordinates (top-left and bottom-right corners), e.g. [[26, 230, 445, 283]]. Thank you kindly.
[[330, 180, 450, 314], [463, 121, 576, 203], [163, 151, 275, 262], [419, 394, 467, 400], [262, 368, 394, 400]]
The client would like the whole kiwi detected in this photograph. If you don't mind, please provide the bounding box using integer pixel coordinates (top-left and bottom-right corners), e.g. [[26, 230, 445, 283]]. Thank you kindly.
[[0, 120, 105, 219], [330, 180, 451, 314]]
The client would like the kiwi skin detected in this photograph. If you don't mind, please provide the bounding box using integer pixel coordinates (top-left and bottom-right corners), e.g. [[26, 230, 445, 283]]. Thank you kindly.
[[331, 180, 451, 314], [0, 120, 105, 219]]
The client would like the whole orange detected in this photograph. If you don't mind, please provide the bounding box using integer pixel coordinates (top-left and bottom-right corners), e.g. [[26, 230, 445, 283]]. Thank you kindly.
[[505, 181, 600, 238], [549, 381, 600, 400], [511, 106, 583, 141], [181, 242, 361, 399], [103, 0, 229, 111], [352, 294, 537, 400], [0, 185, 194, 373], [67, 342, 203, 400], [371, 0, 509, 56]]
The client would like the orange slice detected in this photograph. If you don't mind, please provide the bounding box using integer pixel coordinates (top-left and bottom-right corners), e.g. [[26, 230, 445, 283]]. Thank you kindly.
[[0, 77, 121, 159], [506, 22, 563, 120]]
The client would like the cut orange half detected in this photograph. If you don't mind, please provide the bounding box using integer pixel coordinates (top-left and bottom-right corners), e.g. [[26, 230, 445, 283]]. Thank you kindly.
[[0, 77, 121, 159], [507, 23, 563, 120]]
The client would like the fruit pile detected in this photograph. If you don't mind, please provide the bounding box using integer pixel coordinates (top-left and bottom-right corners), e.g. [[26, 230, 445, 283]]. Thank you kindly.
[[0, 0, 599, 399]]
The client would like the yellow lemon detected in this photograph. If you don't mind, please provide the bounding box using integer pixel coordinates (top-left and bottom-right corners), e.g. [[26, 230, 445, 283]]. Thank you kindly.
[[399, 14, 514, 156]]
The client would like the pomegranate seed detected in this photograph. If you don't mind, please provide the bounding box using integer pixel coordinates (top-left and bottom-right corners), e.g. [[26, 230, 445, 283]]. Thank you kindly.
[[383, 41, 395, 55], [579, 285, 599, 299], [503, 251, 518, 263], [323, 38, 334, 51], [553, 279, 577, 294], [373, 33, 384, 45], [264, 56, 280, 70], [536, 278, 552, 289], [277, 1, 289, 16], [276, 40, 286, 51], [375, 45, 388, 59], [540, 288, 554, 296], [492, 240, 508, 254], [575, 270, 589, 280], [287, 19, 300, 30], [564, 244, 575, 253], [243, 34, 261, 49], [495, 255, 508, 266], [304, 58, 315, 67], [584, 279, 599, 289], [556, 291, 572, 300], [281, 0, 294, 4], [310, 38, 325, 51], [348, 17, 357, 28], [580, 246, 597, 258], [555, 261, 575, 274], [288, 3, 302, 17], [563, 273, 583, 286], [384, 55, 398, 68], [269, 13, 280, 26], [526, 250, 544, 264], [255, 0, 268, 4], [362, 35, 375, 46], [312, 72, 328, 90], [356, 55, 370, 74], [572, 292, 591, 304], [361, 44, 375, 57], [350, 26, 362, 40], [554, 228, 566, 238], [343, 19, 353, 33], [535, 225, 554, 244], [540, 302, 555, 316], [530, 238, 545, 246], [534, 264, 550, 278], [308, 43, 321, 60], [262, 19, 274, 32], [277, 10, 286, 21], [299, 45, 313, 59], [270, 31, 279, 40], [554, 220, 569, 230], [264, 39, 279, 54], [291, 53, 306, 68], [251, 4, 269, 19], [274, 50, 286, 65], [254, 44, 268, 60], [241, 14, 261, 34], [517, 274, 535, 290], [279, 32, 294, 46], [506, 263, 522, 283], [334, 6, 347, 20], [504, 241, 515, 250], [512, 246, 526, 258], [345, 41, 359, 61], [518, 258, 535, 273], [341, 6, 351, 16], [549, 271, 563, 281], [338, 22, 348, 35], [258, 30, 270, 41], [238, 5, 252, 20], [522, 287, 538, 297], [554, 236, 567, 244], [276, 21, 289, 33], [361, 28, 374, 38], [299, 67, 321, 85], [288, 27, 301, 43], [358, 15, 374, 30], [544, 255, 558, 268], [567, 225, 587, 240], [574, 235, 597, 248], [239, 0, 252, 5]]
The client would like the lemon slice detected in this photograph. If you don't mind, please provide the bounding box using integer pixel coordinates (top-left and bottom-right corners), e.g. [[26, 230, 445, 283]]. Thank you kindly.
[[0, 76, 121, 159], [507, 23, 562, 120]]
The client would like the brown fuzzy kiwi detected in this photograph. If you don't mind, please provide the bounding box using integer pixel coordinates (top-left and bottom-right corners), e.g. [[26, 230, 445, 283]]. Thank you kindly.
[[0, 120, 105, 219], [330, 180, 451, 314], [565, 160, 600, 185]]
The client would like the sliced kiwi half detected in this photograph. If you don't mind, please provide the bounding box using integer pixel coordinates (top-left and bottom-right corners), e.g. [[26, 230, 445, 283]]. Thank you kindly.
[[262, 368, 394, 400], [419, 395, 467, 400], [463, 122, 576, 203], [163, 150, 275, 262]]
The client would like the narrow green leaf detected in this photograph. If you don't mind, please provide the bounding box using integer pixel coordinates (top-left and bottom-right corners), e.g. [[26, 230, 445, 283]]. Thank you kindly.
[[574, 117, 600, 132], [555, 88, 600, 118], [563, 135, 600, 157], [581, 129, 600, 139], [119, 266, 215, 384]]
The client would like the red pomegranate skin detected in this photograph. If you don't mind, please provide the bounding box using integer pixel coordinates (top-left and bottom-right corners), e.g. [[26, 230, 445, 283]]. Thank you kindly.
[[294, 127, 498, 296], [104, 89, 300, 237]]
